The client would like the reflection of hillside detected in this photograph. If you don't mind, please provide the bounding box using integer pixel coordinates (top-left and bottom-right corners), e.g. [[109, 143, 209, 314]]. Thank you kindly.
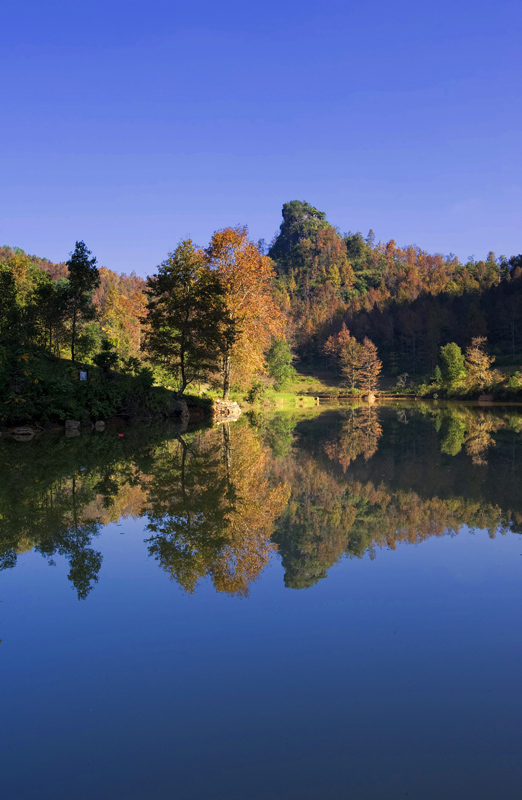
[[1, 404, 522, 597], [272, 450, 504, 589], [270, 405, 522, 589]]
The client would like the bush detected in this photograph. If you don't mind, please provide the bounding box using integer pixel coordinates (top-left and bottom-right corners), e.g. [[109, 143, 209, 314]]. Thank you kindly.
[[245, 380, 265, 403]]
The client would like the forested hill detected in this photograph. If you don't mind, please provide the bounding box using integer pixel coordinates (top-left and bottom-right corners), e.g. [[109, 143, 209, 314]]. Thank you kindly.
[[2, 199, 522, 413], [269, 201, 522, 375], [0, 245, 146, 360]]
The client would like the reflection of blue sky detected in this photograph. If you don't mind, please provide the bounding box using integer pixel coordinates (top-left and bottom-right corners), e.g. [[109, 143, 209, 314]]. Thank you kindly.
[[2, 517, 521, 799]]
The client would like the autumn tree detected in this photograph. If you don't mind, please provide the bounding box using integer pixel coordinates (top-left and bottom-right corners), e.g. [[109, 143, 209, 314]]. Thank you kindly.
[[205, 226, 285, 399], [145, 240, 229, 397], [464, 412, 501, 465], [323, 323, 352, 372], [465, 336, 496, 392], [340, 337, 363, 389], [66, 241, 100, 362], [355, 338, 382, 394], [92, 267, 147, 360]]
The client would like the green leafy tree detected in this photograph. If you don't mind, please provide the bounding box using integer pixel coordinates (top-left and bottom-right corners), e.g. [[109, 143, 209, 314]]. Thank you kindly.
[[440, 416, 467, 456], [93, 338, 120, 374], [66, 241, 100, 362], [34, 277, 70, 356], [145, 240, 228, 397], [0, 266, 19, 344], [266, 338, 295, 388], [439, 342, 466, 387]]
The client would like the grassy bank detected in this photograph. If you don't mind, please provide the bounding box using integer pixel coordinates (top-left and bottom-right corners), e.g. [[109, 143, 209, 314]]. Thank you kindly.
[[251, 389, 319, 409], [0, 350, 203, 428]]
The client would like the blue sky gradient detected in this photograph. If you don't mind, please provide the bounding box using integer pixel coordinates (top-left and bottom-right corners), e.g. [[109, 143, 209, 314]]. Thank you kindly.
[[1, 0, 521, 274]]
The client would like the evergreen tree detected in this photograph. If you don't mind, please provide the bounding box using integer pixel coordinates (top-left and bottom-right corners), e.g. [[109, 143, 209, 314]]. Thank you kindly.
[[66, 241, 100, 362]]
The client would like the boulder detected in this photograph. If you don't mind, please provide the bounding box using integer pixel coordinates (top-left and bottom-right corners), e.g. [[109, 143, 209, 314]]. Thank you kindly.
[[170, 399, 189, 432], [94, 420, 106, 431], [65, 420, 81, 429], [478, 394, 494, 404], [12, 426, 34, 441], [13, 426, 34, 436], [366, 392, 377, 404], [211, 400, 242, 423]]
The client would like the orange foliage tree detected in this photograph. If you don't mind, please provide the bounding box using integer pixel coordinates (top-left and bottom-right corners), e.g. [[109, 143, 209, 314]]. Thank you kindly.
[[205, 226, 285, 399], [356, 338, 382, 394]]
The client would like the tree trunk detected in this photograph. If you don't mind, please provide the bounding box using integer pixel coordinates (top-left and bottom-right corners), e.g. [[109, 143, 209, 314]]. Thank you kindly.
[[222, 354, 231, 400], [71, 305, 77, 363], [177, 337, 187, 399], [222, 423, 232, 490]]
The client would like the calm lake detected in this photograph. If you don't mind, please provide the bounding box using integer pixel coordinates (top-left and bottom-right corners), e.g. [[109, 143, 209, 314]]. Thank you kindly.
[[1, 403, 521, 799]]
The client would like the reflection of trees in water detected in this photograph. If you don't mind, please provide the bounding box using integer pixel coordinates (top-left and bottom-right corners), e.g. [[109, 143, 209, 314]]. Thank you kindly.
[[2, 405, 522, 598], [145, 423, 288, 596], [324, 402, 522, 470], [273, 447, 506, 589], [426, 406, 509, 465], [464, 415, 503, 465], [0, 423, 288, 599], [0, 433, 151, 598], [272, 403, 522, 589], [324, 406, 382, 470]]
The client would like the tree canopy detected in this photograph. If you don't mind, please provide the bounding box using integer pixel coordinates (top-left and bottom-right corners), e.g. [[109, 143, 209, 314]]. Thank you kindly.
[[145, 240, 229, 396], [205, 226, 285, 399]]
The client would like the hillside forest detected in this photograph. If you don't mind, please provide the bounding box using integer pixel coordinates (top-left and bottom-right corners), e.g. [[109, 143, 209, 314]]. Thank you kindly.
[[1, 201, 522, 424]]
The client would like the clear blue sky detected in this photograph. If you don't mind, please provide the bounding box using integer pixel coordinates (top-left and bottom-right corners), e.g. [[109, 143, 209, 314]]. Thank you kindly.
[[1, 0, 521, 275]]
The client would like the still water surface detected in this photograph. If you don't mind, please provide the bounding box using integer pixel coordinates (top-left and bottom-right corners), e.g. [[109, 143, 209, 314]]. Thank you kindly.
[[1, 404, 521, 799]]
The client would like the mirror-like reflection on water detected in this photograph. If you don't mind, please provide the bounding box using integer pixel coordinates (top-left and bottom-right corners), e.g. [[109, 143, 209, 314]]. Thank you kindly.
[[1, 403, 521, 799], [2, 403, 522, 598]]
